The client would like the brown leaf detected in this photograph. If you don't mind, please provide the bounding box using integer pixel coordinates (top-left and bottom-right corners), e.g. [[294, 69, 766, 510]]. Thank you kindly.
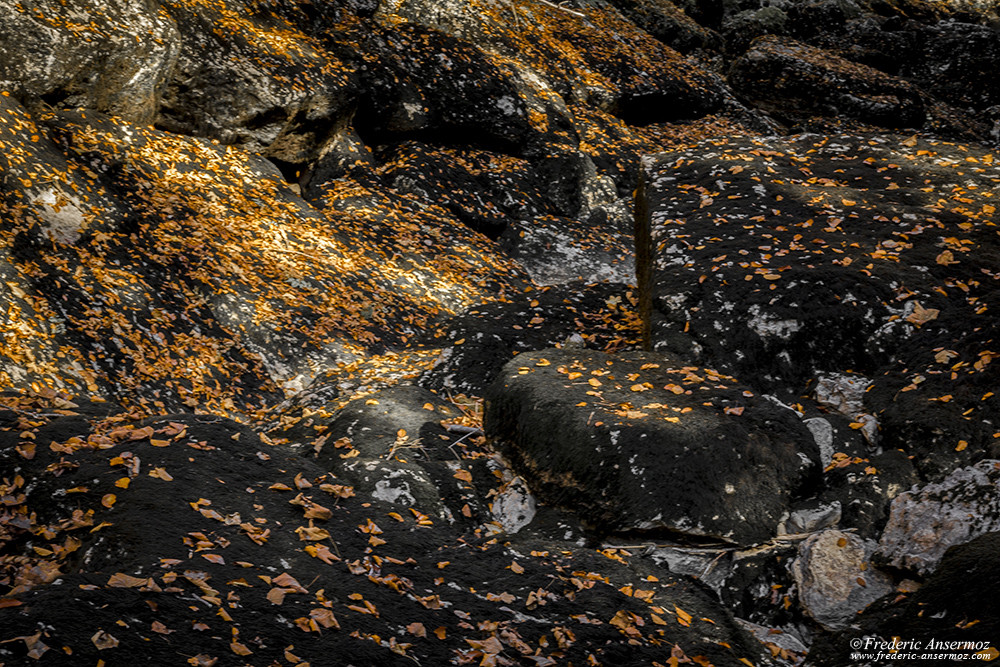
[[151, 621, 173, 634], [905, 302, 939, 326], [230, 641, 252, 656], [108, 573, 149, 588]]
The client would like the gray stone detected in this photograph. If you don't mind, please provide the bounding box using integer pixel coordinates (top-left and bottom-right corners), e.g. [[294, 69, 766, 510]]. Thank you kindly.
[[339, 457, 448, 520], [0, 0, 180, 123], [791, 529, 892, 631], [876, 459, 1000, 575], [490, 476, 537, 534]]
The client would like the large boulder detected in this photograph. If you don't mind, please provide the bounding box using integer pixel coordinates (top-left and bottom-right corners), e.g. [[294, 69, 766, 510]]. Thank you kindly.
[[0, 98, 527, 412], [0, 0, 180, 124], [728, 35, 925, 129], [635, 133, 1000, 427], [485, 348, 820, 545], [901, 22, 1000, 111], [156, 0, 358, 163]]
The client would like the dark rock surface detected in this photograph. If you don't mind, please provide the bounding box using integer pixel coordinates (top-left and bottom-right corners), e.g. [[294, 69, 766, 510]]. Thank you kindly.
[[2, 0, 1000, 663], [485, 348, 820, 545]]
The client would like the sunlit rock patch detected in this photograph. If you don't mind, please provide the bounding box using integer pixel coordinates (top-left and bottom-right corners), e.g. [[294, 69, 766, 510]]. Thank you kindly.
[[0, 99, 525, 413]]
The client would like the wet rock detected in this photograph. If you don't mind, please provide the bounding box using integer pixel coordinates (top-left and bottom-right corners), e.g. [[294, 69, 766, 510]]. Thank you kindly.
[[0, 0, 180, 124], [728, 35, 925, 128], [876, 459, 1000, 576], [791, 529, 892, 631], [485, 348, 820, 545]]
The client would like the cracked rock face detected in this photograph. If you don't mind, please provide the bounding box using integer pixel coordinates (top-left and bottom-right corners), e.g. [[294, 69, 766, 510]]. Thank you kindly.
[[0, 0, 180, 124], [876, 459, 1000, 576], [791, 529, 892, 631]]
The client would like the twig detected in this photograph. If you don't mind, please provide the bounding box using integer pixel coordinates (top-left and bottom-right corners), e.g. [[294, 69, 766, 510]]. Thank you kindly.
[[538, 0, 585, 17]]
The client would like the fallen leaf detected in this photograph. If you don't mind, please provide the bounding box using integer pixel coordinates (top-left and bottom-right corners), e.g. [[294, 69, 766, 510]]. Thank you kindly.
[[91, 630, 119, 650]]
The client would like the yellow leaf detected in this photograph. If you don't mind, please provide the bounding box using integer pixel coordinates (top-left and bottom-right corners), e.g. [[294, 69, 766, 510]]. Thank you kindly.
[[675, 605, 693, 627], [936, 250, 959, 266], [231, 641, 252, 656], [956, 440, 968, 452], [115, 478, 130, 489], [101, 494, 116, 508], [510, 561, 524, 574], [149, 467, 174, 481]]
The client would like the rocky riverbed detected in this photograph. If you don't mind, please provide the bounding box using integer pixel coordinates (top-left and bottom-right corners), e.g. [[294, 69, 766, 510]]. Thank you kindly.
[[1, 0, 999, 665]]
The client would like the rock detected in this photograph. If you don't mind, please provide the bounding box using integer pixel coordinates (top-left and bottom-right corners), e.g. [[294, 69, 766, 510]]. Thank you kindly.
[[418, 283, 642, 396], [728, 35, 925, 128], [608, 0, 724, 53], [0, 392, 771, 667], [500, 213, 635, 285], [490, 476, 537, 534], [356, 24, 535, 151], [718, 541, 804, 629], [781, 500, 843, 535], [316, 385, 457, 462], [791, 530, 892, 631], [485, 348, 820, 545], [722, 6, 792, 56], [901, 22, 1000, 110], [373, 141, 550, 238], [636, 134, 1000, 406], [0, 100, 527, 410], [0, 0, 180, 124], [814, 372, 871, 419], [156, 0, 358, 162], [378, 0, 733, 126], [339, 457, 450, 519], [809, 532, 1000, 666], [736, 618, 810, 667], [817, 449, 919, 540], [876, 460, 1000, 576]]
